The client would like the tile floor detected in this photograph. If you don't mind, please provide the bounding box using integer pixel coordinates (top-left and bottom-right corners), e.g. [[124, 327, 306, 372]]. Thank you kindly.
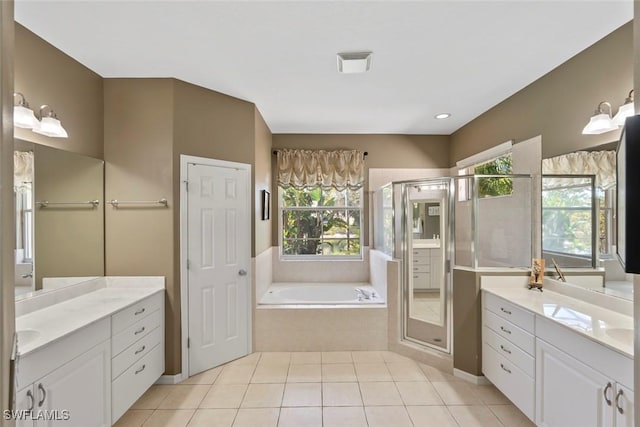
[[114, 351, 535, 427], [412, 292, 441, 324]]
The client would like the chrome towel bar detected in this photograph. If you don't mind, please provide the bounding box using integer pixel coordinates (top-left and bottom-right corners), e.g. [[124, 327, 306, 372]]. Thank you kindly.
[[109, 198, 168, 208], [37, 200, 100, 208]]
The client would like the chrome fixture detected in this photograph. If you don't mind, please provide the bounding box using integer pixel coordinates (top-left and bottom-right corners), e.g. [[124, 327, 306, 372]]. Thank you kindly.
[[33, 105, 68, 138], [13, 93, 39, 129], [582, 101, 617, 135], [613, 90, 635, 126]]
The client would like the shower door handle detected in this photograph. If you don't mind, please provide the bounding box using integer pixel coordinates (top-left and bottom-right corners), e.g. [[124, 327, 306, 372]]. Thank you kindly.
[[238, 269, 247, 276]]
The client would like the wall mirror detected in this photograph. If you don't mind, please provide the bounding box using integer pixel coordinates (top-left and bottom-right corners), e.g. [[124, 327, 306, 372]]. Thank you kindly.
[[14, 139, 104, 299], [541, 146, 632, 300]]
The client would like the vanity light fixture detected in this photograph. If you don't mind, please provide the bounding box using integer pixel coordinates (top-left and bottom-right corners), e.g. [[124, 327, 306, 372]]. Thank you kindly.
[[582, 101, 618, 135], [13, 93, 39, 129], [613, 90, 635, 126], [337, 52, 372, 74], [435, 113, 451, 119], [33, 105, 68, 138]]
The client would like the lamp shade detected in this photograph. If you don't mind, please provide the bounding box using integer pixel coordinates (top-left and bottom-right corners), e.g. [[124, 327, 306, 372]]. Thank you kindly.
[[582, 113, 618, 135], [33, 116, 68, 138], [613, 102, 635, 126], [13, 105, 39, 129]]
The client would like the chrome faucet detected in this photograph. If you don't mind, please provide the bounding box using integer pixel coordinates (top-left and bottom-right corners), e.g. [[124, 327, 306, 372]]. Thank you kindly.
[[355, 288, 376, 300]]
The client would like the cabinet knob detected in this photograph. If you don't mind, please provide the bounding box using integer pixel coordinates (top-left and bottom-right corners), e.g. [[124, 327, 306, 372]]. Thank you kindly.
[[603, 382, 612, 406], [37, 383, 46, 407], [615, 389, 624, 414]]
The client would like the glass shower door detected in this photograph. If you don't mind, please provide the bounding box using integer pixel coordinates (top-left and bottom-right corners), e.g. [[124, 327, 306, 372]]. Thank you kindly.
[[401, 178, 452, 352]]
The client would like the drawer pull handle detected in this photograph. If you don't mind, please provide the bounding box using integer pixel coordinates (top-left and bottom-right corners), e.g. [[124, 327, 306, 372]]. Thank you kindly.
[[135, 364, 146, 375], [135, 308, 146, 316], [135, 326, 146, 335], [615, 389, 624, 414], [26, 390, 34, 411], [413, 275, 419, 279], [604, 382, 612, 406], [37, 383, 46, 407], [135, 345, 146, 355], [500, 307, 512, 315], [413, 267, 419, 271], [500, 345, 511, 354], [500, 363, 511, 374], [500, 326, 511, 334]]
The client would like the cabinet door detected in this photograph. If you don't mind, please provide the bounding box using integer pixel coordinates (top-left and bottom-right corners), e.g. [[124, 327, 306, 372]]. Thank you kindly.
[[614, 384, 634, 427], [15, 386, 36, 427], [35, 341, 110, 427], [536, 338, 613, 427]]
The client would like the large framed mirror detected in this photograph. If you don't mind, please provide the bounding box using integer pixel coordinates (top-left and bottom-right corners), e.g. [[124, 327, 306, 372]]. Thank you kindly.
[[14, 139, 104, 298]]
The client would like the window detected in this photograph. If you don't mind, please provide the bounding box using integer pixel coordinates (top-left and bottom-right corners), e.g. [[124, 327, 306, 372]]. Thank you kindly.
[[280, 186, 362, 258], [597, 187, 615, 257], [458, 152, 513, 200]]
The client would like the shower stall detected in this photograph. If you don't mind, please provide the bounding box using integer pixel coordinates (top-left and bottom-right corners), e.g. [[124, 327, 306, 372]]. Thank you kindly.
[[373, 174, 533, 354]]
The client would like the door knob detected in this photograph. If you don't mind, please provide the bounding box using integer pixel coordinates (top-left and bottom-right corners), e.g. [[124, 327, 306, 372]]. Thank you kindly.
[[238, 269, 247, 276]]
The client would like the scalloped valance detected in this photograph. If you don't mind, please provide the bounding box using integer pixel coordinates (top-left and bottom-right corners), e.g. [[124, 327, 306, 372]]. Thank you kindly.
[[542, 150, 616, 190], [277, 149, 365, 191]]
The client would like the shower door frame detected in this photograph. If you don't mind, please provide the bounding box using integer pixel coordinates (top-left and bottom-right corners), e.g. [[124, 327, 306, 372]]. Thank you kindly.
[[397, 177, 455, 354]]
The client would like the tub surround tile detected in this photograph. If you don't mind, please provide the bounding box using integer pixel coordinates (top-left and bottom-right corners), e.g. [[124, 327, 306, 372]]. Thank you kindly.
[[364, 406, 413, 427], [141, 409, 194, 427], [282, 383, 322, 407], [406, 406, 458, 427], [286, 364, 321, 382], [321, 363, 357, 382], [396, 381, 444, 406], [322, 406, 368, 427], [241, 383, 285, 408], [359, 382, 403, 406], [186, 409, 236, 427], [354, 363, 392, 382], [322, 382, 363, 406], [277, 407, 322, 427], [233, 408, 280, 427], [199, 384, 247, 409], [447, 405, 504, 427], [113, 409, 153, 427]]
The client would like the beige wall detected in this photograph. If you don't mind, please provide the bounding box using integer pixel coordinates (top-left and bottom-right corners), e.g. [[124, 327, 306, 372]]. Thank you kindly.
[[14, 24, 103, 159], [33, 145, 104, 289], [271, 134, 450, 246], [104, 79, 178, 372], [451, 22, 633, 164], [254, 109, 272, 255], [1, 1, 14, 420]]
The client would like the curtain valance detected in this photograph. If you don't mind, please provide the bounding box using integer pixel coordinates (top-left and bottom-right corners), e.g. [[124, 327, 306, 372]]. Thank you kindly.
[[542, 150, 616, 190], [277, 149, 365, 191], [14, 151, 33, 190]]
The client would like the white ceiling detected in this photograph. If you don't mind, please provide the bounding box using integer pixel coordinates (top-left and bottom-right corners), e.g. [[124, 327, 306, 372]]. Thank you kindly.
[[15, 1, 633, 135]]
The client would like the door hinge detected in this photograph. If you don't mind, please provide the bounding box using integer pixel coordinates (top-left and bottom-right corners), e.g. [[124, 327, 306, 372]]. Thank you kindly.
[[187, 338, 190, 348], [187, 259, 190, 270], [184, 180, 189, 192], [445, 259, 451, 273]]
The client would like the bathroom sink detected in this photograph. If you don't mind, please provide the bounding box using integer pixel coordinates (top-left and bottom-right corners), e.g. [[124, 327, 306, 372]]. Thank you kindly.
[[605, 328, 633, 343], [16, 329, 41, 346]]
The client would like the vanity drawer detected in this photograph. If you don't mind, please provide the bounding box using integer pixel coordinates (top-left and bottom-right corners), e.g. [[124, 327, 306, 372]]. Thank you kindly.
[[412, 253, 430, 264], [112, 292, 163, 335], [411, 264, 430, 273], [112, 309, 162, 356], [112, 326, 162, 380], [483, 342, 535, 421], [112, 343, 164, 423], [484, 292, 534, 333], [483, 325, 534, 378], [484, 309, 534, 355]]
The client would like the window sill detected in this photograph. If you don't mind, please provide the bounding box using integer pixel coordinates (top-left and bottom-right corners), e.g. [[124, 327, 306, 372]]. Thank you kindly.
[[279, 256, 364, 262]]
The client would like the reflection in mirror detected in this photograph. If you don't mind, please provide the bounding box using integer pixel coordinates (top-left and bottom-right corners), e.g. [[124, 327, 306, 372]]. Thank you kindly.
[[14, 140, 105, 299], [542, 148, 632, 300]]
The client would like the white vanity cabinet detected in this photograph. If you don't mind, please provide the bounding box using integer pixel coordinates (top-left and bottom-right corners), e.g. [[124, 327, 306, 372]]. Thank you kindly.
[[412, 247, 441, 290], [482, 292, 535, 421], [16, 319, 111, 427], [536, 316, 634, 427]]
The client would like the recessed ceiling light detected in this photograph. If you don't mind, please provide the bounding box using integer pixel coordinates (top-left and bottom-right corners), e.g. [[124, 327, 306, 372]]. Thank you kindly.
[[435, 113, 451, 119], [337, 52, 372, 74]]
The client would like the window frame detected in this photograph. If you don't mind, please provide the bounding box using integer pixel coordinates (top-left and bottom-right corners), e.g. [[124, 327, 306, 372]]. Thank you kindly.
[[278, 186, 364, 261]]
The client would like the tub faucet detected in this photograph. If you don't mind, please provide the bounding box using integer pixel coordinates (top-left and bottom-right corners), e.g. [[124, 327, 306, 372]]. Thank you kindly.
[[356, 288, 376, 300]]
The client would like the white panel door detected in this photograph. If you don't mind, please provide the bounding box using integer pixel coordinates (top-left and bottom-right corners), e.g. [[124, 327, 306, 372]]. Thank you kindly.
[[35, 340, 110, 427], [187, 162, 250, 375], [536, 338, 613, 427]]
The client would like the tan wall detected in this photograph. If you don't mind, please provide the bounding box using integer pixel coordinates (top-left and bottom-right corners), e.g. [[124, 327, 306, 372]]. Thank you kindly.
[[450, 22, 633, 163], [254, 109, 272, 255], [271, 134, 450, 246], [0, 1, 14, 419], [14, 24, 103, 159], [33, 145, 104, 289], [104, 79, 178, 373]]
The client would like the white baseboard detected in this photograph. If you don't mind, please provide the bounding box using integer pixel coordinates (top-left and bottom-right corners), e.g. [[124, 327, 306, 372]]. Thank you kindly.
[[156, 373, 186, 385], [453, 368, 490, 385]]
